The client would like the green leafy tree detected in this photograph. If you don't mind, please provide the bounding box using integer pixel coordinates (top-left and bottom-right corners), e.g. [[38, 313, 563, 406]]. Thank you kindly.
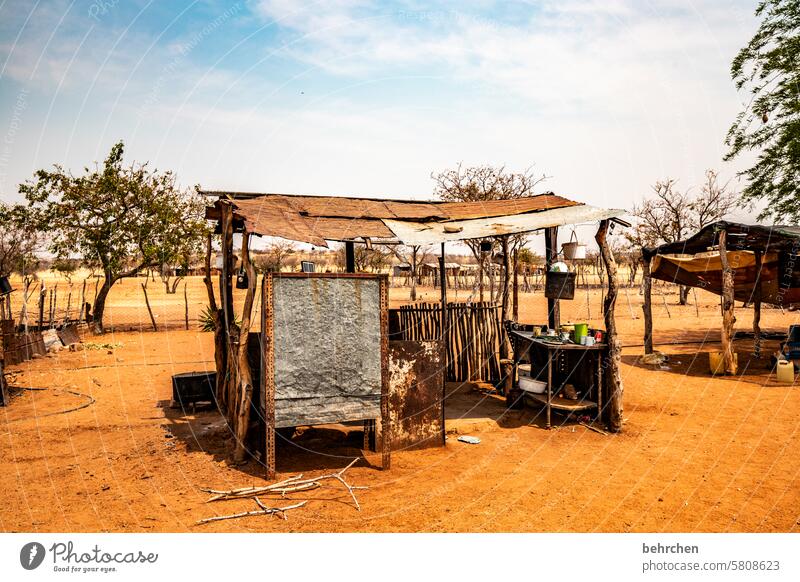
[[0, 202, 39, 277], [20, 141, 208, 333], [725, 0, 800, 221]]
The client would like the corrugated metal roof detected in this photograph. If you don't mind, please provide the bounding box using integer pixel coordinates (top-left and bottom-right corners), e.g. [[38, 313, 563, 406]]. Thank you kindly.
[[203, 190, 621, 246]]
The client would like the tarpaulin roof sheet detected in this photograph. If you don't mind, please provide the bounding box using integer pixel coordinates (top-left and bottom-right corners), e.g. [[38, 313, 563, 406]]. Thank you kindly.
[[643, 221, 800, 305]]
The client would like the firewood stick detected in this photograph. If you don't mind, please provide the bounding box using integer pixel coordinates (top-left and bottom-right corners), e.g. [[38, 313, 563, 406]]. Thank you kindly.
[[196, 500, 307, 525], [202, 458, 363, 502], [201, 473, 307, 498], [579, 421, 609, 436]]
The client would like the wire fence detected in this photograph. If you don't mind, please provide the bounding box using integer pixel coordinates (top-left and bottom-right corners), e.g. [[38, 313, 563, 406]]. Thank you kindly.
[[0, 268, 724, 337]]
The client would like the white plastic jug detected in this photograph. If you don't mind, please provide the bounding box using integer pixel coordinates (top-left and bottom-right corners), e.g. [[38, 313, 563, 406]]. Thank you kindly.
[[776, 360, 794, 383]]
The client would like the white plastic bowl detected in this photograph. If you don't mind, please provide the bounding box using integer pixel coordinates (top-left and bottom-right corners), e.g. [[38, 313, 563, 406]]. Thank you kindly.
[[519, 376, 547, 394]]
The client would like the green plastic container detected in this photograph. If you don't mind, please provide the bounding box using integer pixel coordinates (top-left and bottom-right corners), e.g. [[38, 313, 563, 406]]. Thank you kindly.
[[574, 323, 589, 344]]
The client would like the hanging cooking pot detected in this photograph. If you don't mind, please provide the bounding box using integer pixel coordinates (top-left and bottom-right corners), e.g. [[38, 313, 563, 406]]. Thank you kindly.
[[235, 267, 249, 289], [561, 231, 587, 260], [0, 275, 13, 296]]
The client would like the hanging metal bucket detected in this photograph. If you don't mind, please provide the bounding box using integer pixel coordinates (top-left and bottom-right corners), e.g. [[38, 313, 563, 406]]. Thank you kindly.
[[561, 231, 587, 260]]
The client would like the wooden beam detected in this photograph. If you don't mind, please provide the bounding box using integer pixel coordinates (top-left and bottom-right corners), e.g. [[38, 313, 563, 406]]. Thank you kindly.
[[595, 220, 623, 433], [753, 250, 763, 359], [544, 227, 560, 330], [642, 253, 654, 355], [719, 229, 737, 374]]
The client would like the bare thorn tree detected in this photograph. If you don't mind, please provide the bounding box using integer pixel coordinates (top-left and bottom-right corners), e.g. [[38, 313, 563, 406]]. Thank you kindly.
[[628, 169, 738, 304], [432, 164, 548, 316]]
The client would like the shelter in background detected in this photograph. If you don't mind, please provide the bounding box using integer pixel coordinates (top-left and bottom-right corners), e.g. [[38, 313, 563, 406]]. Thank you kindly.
[[642, 221, 800, 373], [419, 262, 461, 278], [202, 190, 628, 477]]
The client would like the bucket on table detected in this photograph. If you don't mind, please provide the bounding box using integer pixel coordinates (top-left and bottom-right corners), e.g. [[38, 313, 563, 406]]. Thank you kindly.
[[709, 351, 738, 375], [776, 359, 795, 383]]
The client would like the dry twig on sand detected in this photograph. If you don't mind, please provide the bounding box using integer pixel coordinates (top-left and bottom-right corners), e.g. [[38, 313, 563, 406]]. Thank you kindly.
[[201, 458, 364, 504], [197, 458, 366, 524], [196, 500, 307, 524], [579, 421, 609, 436]]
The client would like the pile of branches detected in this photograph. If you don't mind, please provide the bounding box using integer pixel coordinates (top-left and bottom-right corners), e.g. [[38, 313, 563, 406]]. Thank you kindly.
[[197, 458, 366, 525]]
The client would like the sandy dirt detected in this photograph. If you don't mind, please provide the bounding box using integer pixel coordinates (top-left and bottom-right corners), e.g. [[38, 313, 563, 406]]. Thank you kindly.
[[1, 279, 799, 532]]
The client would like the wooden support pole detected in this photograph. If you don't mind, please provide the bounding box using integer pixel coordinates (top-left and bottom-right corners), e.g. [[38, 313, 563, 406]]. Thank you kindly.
[[202, 233, 225, 397], [753, 250, 763, 359], [220, 203, 235, 340], [642, 254, 654, 355], [141, 283, 158, 331], [201, 239, 226, 412], [184, 282, 189, 330], [233, 231, 257, 463], [439, 242, 448, 438], [37, 284, 45, 330], [544, 226, 560, 330], [345, 241, 356, 273], [719, 229, 737, 374], [595, 220, 623, 432], [499, 236, 511, 322], [439, 242, 447, 336], [512, 248, 519, 321]]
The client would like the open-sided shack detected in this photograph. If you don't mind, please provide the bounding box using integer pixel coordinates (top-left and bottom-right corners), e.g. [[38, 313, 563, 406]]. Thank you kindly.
[[642, 221, 800, 373], [203, 190, 628, 477]]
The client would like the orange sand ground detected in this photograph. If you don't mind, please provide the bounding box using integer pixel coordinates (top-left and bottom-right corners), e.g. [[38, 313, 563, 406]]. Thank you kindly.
[[1, 278, 799, 532]]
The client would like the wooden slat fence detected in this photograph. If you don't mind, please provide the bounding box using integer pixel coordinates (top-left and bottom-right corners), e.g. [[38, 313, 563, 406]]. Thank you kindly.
[[390, 302, 504, 383]]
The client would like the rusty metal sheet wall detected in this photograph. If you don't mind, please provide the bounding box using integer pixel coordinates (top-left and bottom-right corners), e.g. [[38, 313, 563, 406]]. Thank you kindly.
[[385, 340, 444, 451], [272, 276, 383, 428]]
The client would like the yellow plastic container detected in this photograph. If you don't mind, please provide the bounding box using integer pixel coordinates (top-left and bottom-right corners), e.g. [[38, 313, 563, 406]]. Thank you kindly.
[[776, 360, 795, 383], [709, 351, 738, 375]]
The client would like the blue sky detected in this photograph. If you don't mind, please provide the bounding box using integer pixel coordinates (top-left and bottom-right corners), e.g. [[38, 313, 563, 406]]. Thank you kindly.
[[0, 0, 760, 222]]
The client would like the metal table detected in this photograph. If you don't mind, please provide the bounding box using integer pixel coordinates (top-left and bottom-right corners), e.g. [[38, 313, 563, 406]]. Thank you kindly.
[[509, 330, 606, 428]]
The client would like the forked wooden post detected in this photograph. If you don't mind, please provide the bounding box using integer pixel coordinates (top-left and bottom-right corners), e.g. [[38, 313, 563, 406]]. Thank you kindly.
[[719, 229, 737, 374], [642, 253, 654, 355], [595, 220, 623, 432]]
